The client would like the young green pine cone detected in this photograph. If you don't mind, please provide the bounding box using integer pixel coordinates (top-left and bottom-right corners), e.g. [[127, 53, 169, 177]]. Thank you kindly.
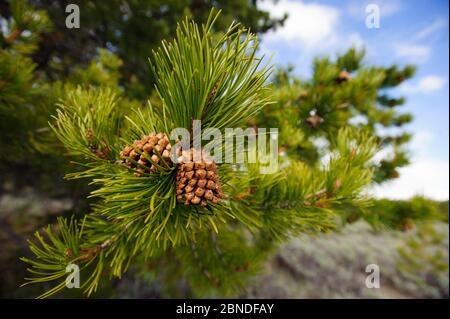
[[175, 148, 222, 207], [120, 133, 173, 176]]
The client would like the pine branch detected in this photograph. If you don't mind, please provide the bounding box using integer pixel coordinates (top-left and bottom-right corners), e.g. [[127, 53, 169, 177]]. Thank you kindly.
[[50, 87, 123, 162], [150, 9, 272, 131]]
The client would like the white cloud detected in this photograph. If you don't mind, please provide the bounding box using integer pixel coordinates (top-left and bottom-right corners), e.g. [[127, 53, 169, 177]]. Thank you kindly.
[[417, 76, 447, 92], [415, 18, 447, 40], [410, 130, 433, 152], [371, 131, 449, 201], [390, 18, 447, 65], [393, 43, 431, 63], [371, 159, 449, 200], [380, 1, 401, 16], [399, 75, 446, 94], [259, 0, 340, 50], [258, 1, 367, 76]]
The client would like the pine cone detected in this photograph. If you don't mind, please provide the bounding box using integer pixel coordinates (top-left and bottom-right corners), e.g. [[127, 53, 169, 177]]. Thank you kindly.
[[120, 133, 173, 176], [305, 114, 323, 128], [298, 90, 309, 99], [337, 70, 350, 83], [86, 128, 110, 159], [175, 148, 223, 207]]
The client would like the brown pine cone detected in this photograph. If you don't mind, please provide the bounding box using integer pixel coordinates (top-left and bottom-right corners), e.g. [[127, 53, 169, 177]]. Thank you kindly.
[[175, 148, 222, 207], [120, 133, 173, 176], [305, 114, 323, 128], [337, 70, 351, 83]]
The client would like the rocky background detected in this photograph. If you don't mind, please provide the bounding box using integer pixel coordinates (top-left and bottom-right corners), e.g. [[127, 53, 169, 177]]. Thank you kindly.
[[1, 183, 448, 299]]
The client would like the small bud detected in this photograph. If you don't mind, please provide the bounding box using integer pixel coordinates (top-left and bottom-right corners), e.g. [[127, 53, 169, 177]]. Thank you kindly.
[[64, 248, 73, 258]]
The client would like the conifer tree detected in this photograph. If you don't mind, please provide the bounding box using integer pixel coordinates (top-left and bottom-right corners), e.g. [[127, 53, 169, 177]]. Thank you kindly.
[[28, 0, 286, 99], [257, 49, 415, 183], [0, 0, 51, 163], [361, 197, 446, 231], [20, 10, 378, 298], [0, 0, 142, 168]]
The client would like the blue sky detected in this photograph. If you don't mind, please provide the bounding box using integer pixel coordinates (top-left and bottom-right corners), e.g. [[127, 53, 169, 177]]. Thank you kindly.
[[258, 0, 449, 200]]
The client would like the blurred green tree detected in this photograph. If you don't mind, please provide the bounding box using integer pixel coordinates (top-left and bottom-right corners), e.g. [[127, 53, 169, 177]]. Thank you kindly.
[[363, 197, 447, 231], [0, 0, 51, 164], [256, 48, 415, 183], [27, 0, 286, 99]]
